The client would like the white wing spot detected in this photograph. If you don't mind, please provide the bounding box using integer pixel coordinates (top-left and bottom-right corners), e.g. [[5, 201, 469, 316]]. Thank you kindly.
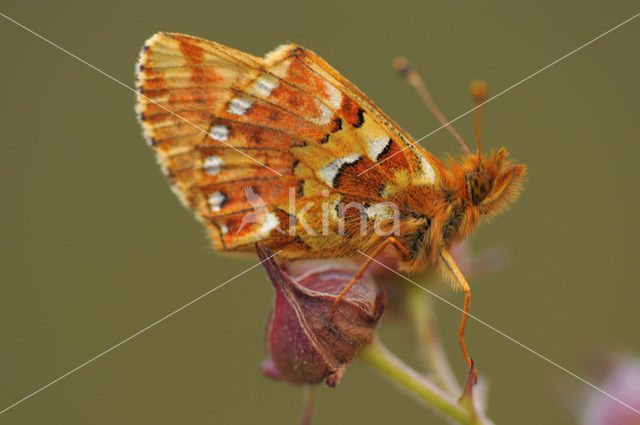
[[219, 223, 229, 234], [365, 203, 394, 219], [310, 99, 333, 125], [258, 212, 279, 236], [318, 153, 361, 186], [419, 155, 436, 185], [324, 81, 342, 109], [227, 97, 253, 115], [367, 136, 390, 161], [208, 191, 227, 212], [252, 75, 279, 98], [204, 155, 223, 175], [210, 125, 229, 142]]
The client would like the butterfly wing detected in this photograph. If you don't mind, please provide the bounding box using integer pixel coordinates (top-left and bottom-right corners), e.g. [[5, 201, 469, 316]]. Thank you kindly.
[[136, 33, 440, 258]]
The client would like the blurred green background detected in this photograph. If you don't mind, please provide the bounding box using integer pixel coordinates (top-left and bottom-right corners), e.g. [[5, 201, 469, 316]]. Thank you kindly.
[[1, 1, 639, 424]]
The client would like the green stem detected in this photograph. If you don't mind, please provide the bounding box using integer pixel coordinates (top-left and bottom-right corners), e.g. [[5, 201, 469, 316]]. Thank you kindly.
[[298, 385, 316, 425], [405, 284, 461, 396], [359, 337, 494, 425]]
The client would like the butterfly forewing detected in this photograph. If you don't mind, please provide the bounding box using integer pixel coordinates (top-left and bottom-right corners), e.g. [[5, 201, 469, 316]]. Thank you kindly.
[[136, 32, 441, 258]]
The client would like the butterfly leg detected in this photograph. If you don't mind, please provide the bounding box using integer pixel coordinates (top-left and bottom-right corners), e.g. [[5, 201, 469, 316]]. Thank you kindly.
[[439, 248, 478, 383], [330, 237, 409, 320]]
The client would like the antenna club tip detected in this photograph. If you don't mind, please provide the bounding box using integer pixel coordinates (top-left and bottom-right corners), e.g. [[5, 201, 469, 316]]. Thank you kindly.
[[470, 80, 488, 103], [393, 56, 411, 76]]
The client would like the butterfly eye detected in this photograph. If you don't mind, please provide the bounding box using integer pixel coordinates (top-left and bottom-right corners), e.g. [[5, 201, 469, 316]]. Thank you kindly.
[[465, 171, 491, 205]]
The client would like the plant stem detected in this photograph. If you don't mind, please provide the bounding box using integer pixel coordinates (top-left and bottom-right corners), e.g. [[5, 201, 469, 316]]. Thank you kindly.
[[298, 385, 316, 425], [359, 337, 494, 425], [405, 284, 461, 396]]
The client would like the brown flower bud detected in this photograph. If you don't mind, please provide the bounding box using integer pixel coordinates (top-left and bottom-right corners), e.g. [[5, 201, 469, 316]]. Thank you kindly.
[[257, 244, 385, 387]]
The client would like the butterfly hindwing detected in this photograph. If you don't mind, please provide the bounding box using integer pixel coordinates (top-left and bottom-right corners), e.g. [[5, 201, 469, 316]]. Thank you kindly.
[[136, 33, 441, 258]]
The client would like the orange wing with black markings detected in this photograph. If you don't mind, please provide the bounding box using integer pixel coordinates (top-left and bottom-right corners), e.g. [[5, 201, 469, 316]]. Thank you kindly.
[[136, 33, 528, 378], [135, 32, 442, 258]]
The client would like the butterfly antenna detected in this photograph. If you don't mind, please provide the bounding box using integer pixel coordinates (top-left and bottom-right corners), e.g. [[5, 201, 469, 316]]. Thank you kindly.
[[393, 57, 471, 155], [470, 80, 488, 159]]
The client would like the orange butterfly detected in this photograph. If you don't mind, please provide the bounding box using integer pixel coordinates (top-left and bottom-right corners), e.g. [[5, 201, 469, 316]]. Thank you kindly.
[[135, 32, 526, 376]]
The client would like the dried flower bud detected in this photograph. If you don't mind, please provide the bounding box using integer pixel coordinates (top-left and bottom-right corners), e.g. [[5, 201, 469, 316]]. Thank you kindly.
[[257, 244, 386, 387]]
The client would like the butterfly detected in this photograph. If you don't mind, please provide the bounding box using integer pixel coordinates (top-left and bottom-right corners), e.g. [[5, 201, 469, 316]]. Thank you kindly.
[[135, 32, 526, 376]]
